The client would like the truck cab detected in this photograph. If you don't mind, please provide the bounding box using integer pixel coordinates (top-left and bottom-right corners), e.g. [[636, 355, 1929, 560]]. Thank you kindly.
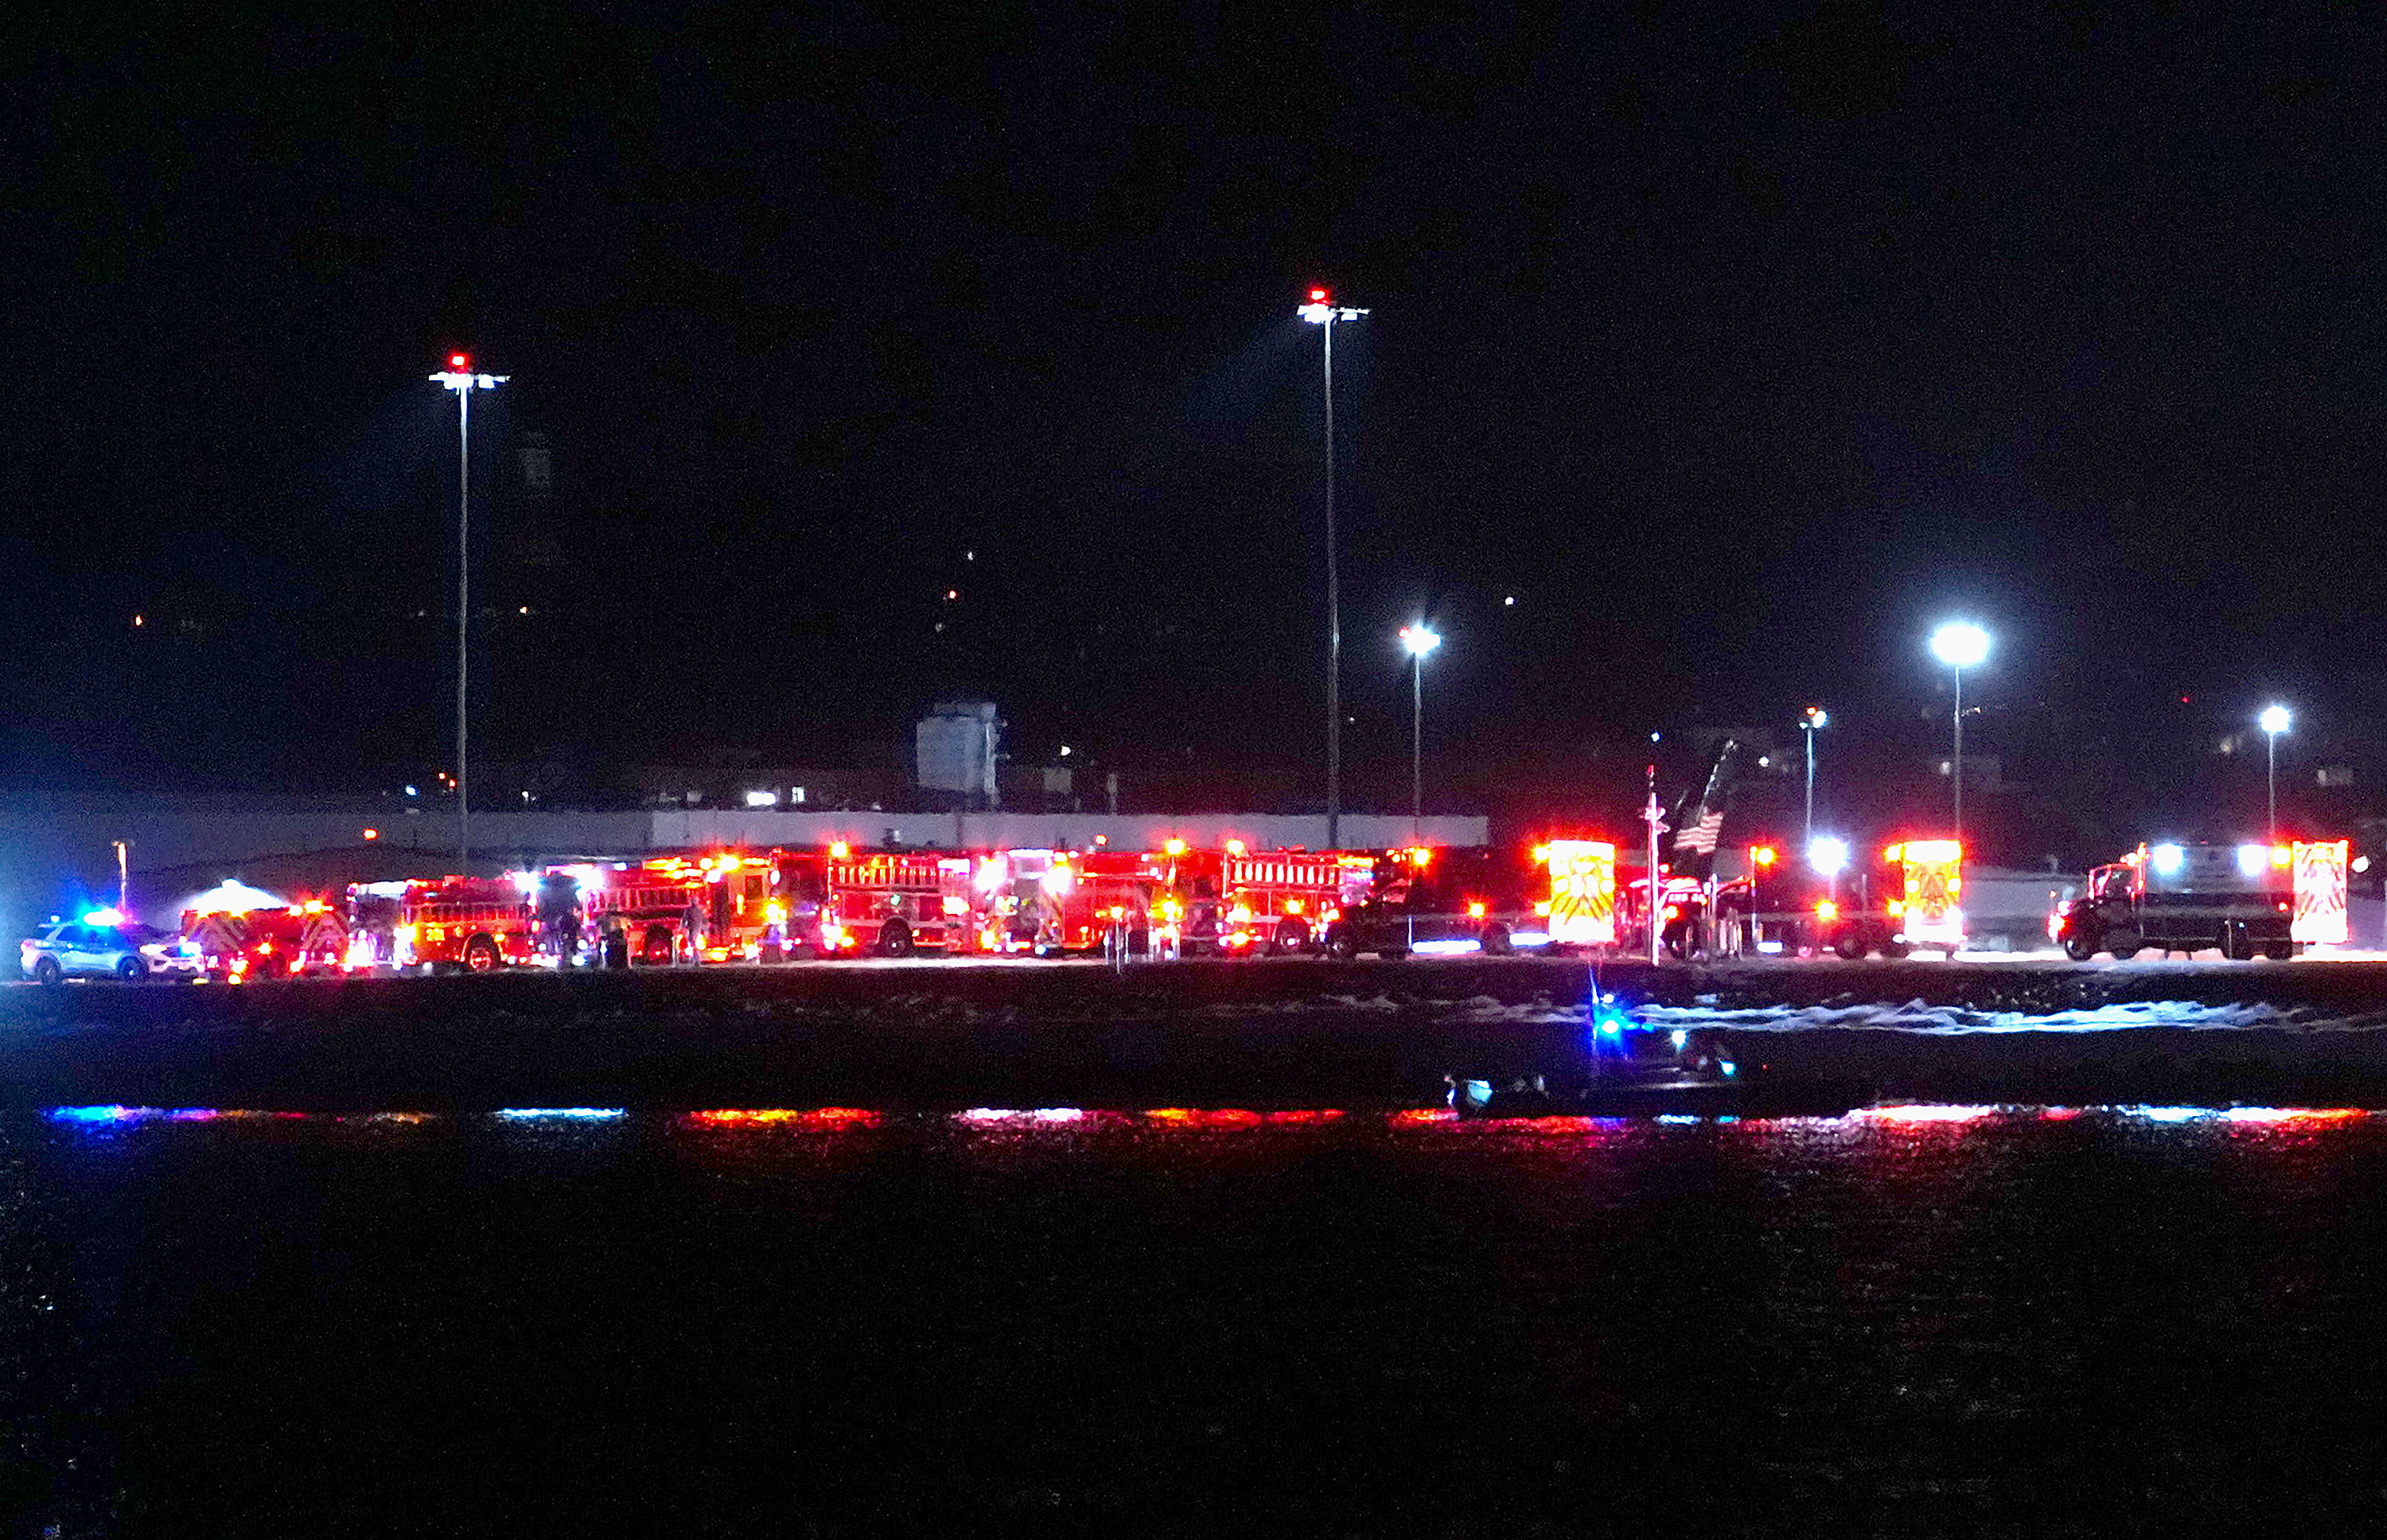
[[1322, 848, 1536, 959], [2055, 842, 2299, 960]]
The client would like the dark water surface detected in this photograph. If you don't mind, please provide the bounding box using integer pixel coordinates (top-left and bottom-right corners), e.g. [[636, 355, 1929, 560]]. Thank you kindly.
[[6, 1103, 2387, 1535]]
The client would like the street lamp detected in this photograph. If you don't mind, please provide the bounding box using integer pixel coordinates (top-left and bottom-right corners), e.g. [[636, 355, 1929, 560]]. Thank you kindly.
[[1299, 286, 1368, 849], [1928, 622, 1991, 847], [2260, 704, 2292, 845], [1801, 706, 1828, 847], [429, 352, 508, 869], [1399, 623, 1441, 838]]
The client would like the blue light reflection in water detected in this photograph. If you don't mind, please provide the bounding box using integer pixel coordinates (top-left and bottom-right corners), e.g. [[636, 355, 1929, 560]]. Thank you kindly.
[[493, 1108, 627, 1122]]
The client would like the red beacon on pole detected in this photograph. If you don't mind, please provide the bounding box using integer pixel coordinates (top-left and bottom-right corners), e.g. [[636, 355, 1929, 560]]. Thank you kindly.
[[448, 352, 469, 371]]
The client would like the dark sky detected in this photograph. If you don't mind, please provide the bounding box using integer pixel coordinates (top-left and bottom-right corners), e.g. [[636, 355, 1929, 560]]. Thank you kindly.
[[6, 4, 2385, 843]]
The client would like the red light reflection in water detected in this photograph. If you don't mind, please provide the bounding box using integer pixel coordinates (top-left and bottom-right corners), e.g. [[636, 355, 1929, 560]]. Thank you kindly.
[[2221, 1108, 2367, 1126], [685, 1109, 882, 1130], [1389, 1109, 1455, 1126], [1144, 1109, 1264, 1130], [1855, 1105, 2001, 1126]]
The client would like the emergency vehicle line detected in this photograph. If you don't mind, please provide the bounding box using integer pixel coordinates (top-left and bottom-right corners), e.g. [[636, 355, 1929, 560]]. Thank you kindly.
[[15, 731, 2360, 984]]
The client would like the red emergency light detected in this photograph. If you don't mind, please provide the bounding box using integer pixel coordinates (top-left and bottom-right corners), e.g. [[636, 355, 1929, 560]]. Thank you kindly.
[[1308, 287, 1328, 302], [448, 352, 469, 371]]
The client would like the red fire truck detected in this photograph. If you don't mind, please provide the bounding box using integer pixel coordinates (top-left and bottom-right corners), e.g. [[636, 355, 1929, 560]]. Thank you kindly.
[[576, 858, 712, 966], [364, 877, 542, 972], [1151, 840, 1362, 956], [183, 896, 349, 981], [769, 843, 979, 959], [1022, 848, 1162, 955]]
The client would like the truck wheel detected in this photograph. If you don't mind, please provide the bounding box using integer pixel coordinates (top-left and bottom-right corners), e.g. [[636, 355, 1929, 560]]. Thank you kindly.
[[2062, 930, 2100, 962], [32, 956, 61, 986], [1481, 923, 1513, 957], [2103, 929, 2140, 959], [1272, 919, 1310, 955], [116, 955, 146, 982], [1880, 940, 1910, 959], [1326, 928, 1359, 961], [1380, 947, 1409, 961], [878, 921, 913, 959], [640, 928, 674, 965], [464, 936, 500, 973], [2260, 939, 2293, 960], [1833, 931, 1867, 960]]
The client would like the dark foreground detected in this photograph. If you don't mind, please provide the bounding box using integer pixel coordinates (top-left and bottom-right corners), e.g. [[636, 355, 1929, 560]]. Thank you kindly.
[[8, 1104, 2387, 1534], [15, 955, 2387, 1110]]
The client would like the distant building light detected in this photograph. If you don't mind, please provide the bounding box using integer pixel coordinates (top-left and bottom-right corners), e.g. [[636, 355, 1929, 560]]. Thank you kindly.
[[363, 829, 379, 840], [791, 786, 806, 805], [745, 790, 780, 807]]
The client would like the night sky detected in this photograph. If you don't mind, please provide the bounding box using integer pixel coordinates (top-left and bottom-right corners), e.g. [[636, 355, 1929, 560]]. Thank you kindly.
[[8, 5, 2385, 856]]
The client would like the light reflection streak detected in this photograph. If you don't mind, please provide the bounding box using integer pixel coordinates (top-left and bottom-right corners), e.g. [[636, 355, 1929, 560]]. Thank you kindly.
[[2221, 1107, 2366, 1125], [687, 1109, 879, 1129], [1856, 1105, 2002, 1125], [493, 1108, 625, 1122], [1144, 1109, 1264, 1130]]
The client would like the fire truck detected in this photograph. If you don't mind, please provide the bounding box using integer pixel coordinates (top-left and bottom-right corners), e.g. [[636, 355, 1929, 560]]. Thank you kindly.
[[2050, 839, 2345, 961], [769, 843, 979, 959], [1151, 840, 1364, 957], [350, 877, 541, 972], [512, 859, 710, 966], [1813, 839, 1965, 959], [183, 896, 349, 981], [1026, 848, 1163, 955], [1320, 847, 1544, 959]]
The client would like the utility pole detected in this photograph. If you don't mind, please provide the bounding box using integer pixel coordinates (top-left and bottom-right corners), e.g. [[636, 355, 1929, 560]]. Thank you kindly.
[[1641, 764, 1669, 966]]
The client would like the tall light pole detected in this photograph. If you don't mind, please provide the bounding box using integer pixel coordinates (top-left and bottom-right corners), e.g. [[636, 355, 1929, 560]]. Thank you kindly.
[[2260, 704, 2292, 846], [430, 352, 507, 869], [1928, 622, 1991, 847], [1298, 286, 1367, 849], [1399, 624, 1440, 838], [1801, 706, 1828, 848]]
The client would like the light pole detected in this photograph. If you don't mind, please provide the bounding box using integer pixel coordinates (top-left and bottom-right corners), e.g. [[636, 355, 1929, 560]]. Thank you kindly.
[[1399, 624, 1440, 838], [1928, 623, 1991, 847], [1801, 706, 1828, 848], [1298, 286, 1367, 849], [429, 352, 507, 870], [2260, 704, 2292, 846]]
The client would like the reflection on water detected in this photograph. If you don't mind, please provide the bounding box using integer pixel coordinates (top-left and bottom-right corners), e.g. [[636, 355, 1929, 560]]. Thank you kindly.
[[14, 1100, 2387, 1530], [36, 1103, 2387, 1135]]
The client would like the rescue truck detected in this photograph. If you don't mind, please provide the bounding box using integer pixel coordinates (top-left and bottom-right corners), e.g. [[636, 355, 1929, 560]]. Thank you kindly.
[[582, 859, 712, 965], [1023, 847, 1163, 956], [1152, 839, 1364, 957], [181, 896, 349, 981], [363, 876, 541, 972], [1320, 846, 1544, 959], [772, 844, 979, 959], [2050, 839, 2346, 961], [1536, 840, 1619, 951], [500, 860, 707, 967], [1816, 839, 1966, 960]]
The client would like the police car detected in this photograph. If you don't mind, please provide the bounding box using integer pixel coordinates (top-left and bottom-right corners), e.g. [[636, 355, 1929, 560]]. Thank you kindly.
[[18, 911, 203, 984]]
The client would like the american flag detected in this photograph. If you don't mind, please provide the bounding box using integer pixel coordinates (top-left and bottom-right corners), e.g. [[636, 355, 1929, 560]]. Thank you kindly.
[[1673, 810, 1724, 856]]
